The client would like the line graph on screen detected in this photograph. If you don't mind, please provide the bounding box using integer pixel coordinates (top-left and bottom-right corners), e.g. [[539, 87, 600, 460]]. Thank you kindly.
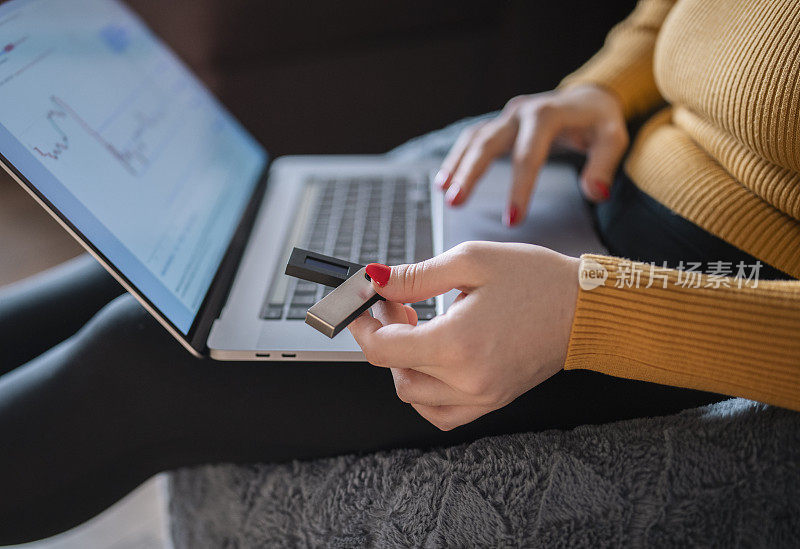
[[31, 94, 166, 177], [32, 105, 68, 160]]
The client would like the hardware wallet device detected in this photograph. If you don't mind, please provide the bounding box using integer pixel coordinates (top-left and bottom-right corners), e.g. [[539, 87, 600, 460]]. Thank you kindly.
[[285, 247, 384, 338]]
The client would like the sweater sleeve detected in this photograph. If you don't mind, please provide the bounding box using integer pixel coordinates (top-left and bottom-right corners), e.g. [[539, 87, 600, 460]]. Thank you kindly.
[[566, 255, 800, 411], [559, 0, 677, 119]]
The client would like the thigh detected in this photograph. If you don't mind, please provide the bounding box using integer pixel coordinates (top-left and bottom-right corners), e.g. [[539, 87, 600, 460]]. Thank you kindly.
[[0, 254, 124, 373], [0, 293, 724, 542], [4, 296, 721, 504], [48, 296, 718, 457]]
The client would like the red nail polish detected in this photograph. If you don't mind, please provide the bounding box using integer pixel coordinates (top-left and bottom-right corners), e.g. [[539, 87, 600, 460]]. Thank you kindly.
[[446, 185, 464, 206], [434, 170, 450, 190], [592, 179, 610, 200], [366, 263, 391, 286], [504, 204, 520, 227]]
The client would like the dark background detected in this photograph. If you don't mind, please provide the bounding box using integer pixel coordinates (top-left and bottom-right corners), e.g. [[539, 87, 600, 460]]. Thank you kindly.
[[127, 0, 636, 156]]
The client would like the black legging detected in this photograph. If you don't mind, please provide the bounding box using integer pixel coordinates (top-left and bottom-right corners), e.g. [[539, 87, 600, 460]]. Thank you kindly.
[[0, 172, 790, 544]]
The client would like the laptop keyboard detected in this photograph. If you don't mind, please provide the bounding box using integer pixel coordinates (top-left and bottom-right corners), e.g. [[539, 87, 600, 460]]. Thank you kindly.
[[261, 174, 436, 321]]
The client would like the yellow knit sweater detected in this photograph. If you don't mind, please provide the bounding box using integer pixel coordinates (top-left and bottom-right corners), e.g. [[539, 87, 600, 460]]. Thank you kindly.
[[560, 0, 800, 410]]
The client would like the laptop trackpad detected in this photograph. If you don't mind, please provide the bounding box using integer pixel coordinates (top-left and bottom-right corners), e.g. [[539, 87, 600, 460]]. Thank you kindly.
[[440, 160, 607, 309]]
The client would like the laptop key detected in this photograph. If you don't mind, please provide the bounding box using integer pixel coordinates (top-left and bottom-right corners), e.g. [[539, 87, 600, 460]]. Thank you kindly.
[[287, 307, 308, 319], [263, 305, 284, 320], [290, 293, 317, 306], [264, 173, 434, 321], [411, 305, 436, 321], [295, 281, 317, 292], [414, 215, 433, 260]]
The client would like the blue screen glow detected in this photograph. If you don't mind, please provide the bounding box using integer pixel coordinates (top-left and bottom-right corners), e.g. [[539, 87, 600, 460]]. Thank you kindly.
[[0, 0, 267, 333]]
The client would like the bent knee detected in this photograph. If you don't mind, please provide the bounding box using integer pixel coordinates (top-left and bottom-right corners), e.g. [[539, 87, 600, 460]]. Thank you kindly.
[[72, 294, 184, 364]]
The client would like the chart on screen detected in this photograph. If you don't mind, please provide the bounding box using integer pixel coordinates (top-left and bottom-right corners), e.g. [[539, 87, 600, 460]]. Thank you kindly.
[[0, 0, 265, 322]]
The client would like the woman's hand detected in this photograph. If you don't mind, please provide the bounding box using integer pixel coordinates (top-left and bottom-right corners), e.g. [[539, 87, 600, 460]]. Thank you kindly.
[[348, 241, 580, 431], [435, 85, 628, 226]]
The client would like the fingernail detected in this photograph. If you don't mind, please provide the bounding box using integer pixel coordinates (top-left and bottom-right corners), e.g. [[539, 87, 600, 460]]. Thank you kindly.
[[366, 263, 391, 286], [503, 204, 520, 227], [445, 185, 465, 206], [434, 170, 450, 190], [592, 179, 610, 200]]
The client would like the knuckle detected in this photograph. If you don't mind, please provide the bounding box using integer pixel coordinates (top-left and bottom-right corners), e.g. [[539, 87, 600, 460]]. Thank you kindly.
[[503, 95, 523, 110], [503, 94, 531, 113], [392, 370, 414, 403], [599, 121, 630, 147], [436, 421, 455, 432], [513, 147, 537, 171], [476, 127, 500, 148], [394, 383, 412, 404], [431, 413, 456, 431], [461, 245, 489, 275], [362, 348, 376, 365], [616, 128, 630, 148], [446, 241, 493, 284], [604, 123, 629, 148], [470, 135, 492, 156], [461, 122, 484, 140], [452, 241, 483, 265], [363, 346, 384, 367], [527, 100, 557, 122], [399, 262, 425, 297]]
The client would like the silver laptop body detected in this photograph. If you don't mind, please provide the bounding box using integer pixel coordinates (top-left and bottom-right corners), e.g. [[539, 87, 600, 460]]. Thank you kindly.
[[208, 155, 445, 361]]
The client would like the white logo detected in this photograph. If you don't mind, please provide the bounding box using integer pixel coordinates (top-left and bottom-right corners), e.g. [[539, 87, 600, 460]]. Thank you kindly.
[[578, 258, 608, 290]]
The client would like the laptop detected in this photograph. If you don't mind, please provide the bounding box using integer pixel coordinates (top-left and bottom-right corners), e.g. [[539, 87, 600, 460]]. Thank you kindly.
[[0, 0, 441, 361], [0, 0, 605, 361]]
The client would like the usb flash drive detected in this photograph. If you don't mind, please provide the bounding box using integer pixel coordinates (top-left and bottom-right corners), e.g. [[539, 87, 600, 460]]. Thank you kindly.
[[305, 267, 382, 338], [285, 248, 384, 338]]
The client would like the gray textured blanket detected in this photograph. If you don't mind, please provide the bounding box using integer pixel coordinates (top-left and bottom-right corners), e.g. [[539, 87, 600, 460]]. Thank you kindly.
[[169, 398, 800, 548]]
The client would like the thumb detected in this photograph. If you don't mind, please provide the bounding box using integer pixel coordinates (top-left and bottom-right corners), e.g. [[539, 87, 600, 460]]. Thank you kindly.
[[580, 124, 628, 203], [365, 248, 477, 303]]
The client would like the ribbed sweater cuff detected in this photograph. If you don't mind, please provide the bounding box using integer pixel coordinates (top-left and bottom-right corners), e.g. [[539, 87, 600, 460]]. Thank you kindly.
[[565, 255, 800, 411]]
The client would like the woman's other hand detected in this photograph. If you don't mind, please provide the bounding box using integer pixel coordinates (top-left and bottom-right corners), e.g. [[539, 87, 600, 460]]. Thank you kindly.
[[348, 242, 580, 431], [435, 85, 628, 226]]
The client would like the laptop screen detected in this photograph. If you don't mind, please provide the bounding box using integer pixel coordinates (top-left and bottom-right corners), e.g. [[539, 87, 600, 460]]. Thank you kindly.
[[0, 0, 267, 334]]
